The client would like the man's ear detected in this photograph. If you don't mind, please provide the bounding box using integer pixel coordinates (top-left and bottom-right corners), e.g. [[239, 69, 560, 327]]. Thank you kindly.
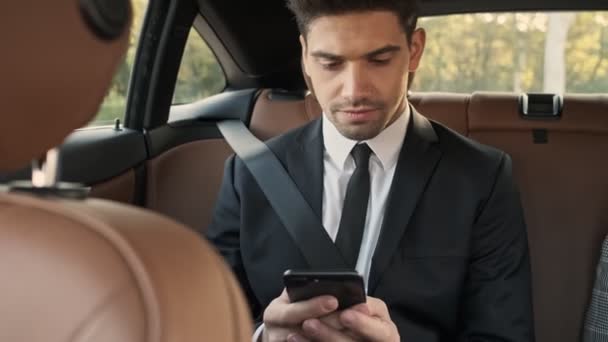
[[299, 34, 310, 77], [408, 28, 426, 72]]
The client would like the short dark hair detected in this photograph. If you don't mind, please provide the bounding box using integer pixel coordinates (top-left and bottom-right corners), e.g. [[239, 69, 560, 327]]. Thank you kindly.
[[286, 0, 419, 42]]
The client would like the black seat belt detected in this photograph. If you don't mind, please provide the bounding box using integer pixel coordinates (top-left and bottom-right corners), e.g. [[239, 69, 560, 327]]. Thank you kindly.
[[217, 120, 347, 269]]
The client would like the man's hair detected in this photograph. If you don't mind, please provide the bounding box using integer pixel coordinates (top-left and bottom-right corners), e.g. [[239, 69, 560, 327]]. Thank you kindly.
[[286, 0, 419, 42]]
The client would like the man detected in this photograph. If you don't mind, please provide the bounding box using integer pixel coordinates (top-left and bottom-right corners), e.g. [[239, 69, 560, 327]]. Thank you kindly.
[[207, 0, 534, 341]]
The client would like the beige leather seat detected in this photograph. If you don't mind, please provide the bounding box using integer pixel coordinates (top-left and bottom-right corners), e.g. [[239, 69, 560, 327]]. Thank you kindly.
[[468, 92, 608, 342], [0, 2, 251, 341]]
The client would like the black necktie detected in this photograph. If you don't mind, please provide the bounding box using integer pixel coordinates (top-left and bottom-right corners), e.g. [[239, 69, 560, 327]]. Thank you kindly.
[[335, 143, 372, 268]]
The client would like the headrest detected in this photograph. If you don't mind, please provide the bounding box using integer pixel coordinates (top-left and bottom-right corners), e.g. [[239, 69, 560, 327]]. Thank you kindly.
[[0, 1, 131, 172], [469, 92, 608, 134], [409, 92, 469, 135], [250, 89, 321, 141]]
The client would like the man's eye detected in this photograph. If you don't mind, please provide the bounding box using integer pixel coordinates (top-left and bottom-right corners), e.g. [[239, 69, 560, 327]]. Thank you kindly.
[[370, 58, 391, 65], [320, 61, 341, 70]]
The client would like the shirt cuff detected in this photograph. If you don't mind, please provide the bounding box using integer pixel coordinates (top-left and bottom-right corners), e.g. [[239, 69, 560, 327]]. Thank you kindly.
[[252, 323, 265, 342]]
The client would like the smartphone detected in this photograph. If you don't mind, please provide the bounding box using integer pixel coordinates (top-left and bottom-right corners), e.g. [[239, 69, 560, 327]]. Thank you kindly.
[[283, 269, 366, 310]]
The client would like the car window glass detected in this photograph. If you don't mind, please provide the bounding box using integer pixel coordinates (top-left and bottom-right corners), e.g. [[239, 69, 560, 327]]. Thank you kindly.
[[413, 12, 608, 94], [88, 0, 149, 127], [172, 29, 226, 105]]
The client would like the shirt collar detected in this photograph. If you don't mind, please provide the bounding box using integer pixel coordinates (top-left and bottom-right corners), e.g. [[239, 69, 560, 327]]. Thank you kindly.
[[322, 103, 410, 171]]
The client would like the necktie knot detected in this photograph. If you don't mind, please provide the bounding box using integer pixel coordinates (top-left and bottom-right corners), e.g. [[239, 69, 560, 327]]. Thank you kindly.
[[351, 143, 372, 169]]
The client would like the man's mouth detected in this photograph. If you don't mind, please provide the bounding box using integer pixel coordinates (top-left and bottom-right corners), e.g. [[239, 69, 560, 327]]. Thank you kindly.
[[339, 108, 379, 119]]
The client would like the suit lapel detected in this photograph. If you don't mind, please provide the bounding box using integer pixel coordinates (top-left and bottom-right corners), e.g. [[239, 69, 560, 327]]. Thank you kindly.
[[368, 109, 442, 292], [285, 119, 348, 268], [287, 119, 324, 219]]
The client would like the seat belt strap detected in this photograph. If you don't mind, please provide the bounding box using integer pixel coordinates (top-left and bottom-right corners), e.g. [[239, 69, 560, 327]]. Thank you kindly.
[[217, 120, 346, 269]]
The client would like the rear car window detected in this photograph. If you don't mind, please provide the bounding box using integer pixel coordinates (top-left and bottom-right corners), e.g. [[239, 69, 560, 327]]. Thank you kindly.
[[172, 29, 226, 105], [90, 0, 148, 126], [413, 12, 608, 94]]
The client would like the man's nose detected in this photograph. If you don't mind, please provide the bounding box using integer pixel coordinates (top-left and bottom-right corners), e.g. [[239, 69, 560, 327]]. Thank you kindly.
[[341, 63, 370, 100]]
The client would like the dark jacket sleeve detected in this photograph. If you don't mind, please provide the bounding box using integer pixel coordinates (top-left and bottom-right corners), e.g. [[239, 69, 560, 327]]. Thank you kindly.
[[206, 155, 262, 321], [458, 153, 535, 341]]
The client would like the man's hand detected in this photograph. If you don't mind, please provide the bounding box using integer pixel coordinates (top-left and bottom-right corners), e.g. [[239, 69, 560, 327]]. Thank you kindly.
[[299, 296, 400, 342], [262, 289, 339, 342]]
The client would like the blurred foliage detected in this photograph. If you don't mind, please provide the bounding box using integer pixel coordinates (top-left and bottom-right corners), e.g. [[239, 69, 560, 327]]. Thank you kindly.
[[173, 29, 226, 105], [91, 0, 225, 126], [93, 0, 148, 126], [413, 12, 608, 93]]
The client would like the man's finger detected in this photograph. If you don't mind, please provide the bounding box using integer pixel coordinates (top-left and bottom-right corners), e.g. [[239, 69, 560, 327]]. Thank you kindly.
[[301, 318, 355, 342], [276, 289, 290, 303], [339, 309, 397, 342], [350, 303, 371, 316], [262, 325, 308, 342], [319, 311, 345, 330], [365, 296, 390, 320], [264, 295, 339, 325], [286, 332, 312, 342]]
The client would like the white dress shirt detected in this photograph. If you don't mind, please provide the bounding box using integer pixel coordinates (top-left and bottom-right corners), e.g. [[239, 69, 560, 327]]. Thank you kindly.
[[253, 105, 410, 341], [322, 105, 409, 288]]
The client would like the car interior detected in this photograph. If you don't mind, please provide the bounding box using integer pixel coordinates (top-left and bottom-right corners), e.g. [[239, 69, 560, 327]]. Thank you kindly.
[[2, 0, 608, 341]]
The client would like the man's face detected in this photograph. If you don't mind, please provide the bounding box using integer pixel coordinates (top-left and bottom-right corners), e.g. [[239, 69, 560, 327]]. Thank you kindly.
[[301, 11, 425, 140]]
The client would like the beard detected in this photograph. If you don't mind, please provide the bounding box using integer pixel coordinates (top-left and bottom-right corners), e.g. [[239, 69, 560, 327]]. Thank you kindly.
[[327, 97, 391, 140]]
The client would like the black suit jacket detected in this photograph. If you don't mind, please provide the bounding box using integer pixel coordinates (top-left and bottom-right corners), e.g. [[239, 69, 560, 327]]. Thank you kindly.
[[207, 110, 535, 341]]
